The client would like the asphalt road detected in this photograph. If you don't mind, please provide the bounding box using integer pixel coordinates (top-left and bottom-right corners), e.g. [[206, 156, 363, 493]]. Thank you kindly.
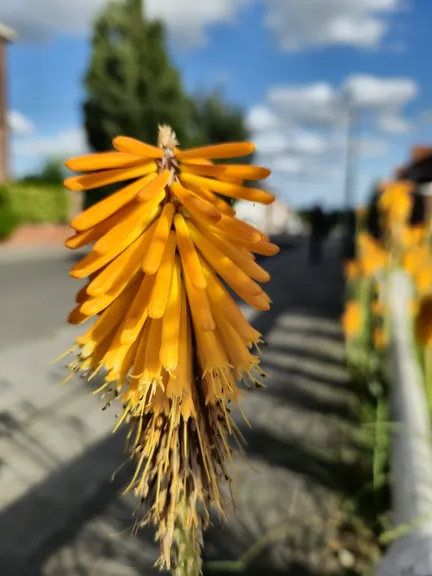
[[0, 236, 304, 351], [0, 255, 84, 350]]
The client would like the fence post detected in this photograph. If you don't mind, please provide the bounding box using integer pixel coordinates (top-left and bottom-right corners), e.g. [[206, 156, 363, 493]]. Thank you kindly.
[[376, 270, 432, 576]]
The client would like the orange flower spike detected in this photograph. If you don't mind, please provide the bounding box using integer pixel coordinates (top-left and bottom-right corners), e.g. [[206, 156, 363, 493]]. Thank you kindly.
[[61, 124, 279, 570]]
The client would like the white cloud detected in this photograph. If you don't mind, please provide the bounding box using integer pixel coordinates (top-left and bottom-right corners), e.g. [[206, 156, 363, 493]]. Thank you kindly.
[[253, 128, 328, 157], [0, 0, 406, 50], [246, 106, 279, 133], [13, 127, 88, 159], [288, 131, 328, 155], [256, 74, 417, 133], [0, 0, 249, 48], [8, 110, 35, 134], [357, 136, 389, 158], [271, 156, 304, 174], [343, 74, 418, 108], [254, 132, 290, 155], [378, 114, 412, 134], [146, 0, 250, 48], [420, 110, 432, 124], [0, 0, 107, 42], [248, 73, 417, 201], [264, 0, 403, 51], [267, 83, 339, 125]]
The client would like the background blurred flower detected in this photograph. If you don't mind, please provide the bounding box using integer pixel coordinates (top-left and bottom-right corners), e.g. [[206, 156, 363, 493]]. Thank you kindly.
[[342, 301, 363, 339]]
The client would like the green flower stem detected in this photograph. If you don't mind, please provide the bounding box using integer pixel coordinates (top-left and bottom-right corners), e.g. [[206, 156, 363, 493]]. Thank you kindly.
[[172, 503, 203, 576]]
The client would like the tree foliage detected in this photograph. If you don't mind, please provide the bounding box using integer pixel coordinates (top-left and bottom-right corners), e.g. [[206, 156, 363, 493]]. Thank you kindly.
[[190, 89, 250, 148], [82, 0, 250, 206], [83, 0, 192, 152], [21, 157, 66, 184]]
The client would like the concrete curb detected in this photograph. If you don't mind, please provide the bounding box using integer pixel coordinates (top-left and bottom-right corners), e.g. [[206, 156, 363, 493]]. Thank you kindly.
[[376, 270, 432, 576]]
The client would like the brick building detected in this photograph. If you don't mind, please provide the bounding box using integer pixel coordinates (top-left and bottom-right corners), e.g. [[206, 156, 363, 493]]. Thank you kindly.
[[0, 24, 16, 184]]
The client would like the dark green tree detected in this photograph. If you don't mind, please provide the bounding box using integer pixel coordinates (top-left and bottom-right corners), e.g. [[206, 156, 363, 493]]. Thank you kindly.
[[190, 89, 250, 148], [82, 0, 192, 206], [190, 89, 254, 205], [82, 0, 251, 207], [84, 0, 192, 149], [21, 157, 65, 184]]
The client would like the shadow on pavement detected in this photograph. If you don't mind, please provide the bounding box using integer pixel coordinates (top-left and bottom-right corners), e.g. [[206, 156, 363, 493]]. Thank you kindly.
[[0, 241, 357, 575]]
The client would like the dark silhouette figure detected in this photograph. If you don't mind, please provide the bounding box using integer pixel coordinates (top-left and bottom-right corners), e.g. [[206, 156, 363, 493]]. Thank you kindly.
[[309, 205, 327, 265], [366, 187, 382, 241], [342, 210, 357, 260]]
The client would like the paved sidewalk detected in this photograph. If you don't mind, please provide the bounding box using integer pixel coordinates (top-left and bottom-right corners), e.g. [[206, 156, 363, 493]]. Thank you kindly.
[[0, 240, 355, 575]]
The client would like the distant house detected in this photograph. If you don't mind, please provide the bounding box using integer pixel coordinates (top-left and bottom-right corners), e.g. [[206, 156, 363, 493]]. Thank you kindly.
[[233, 198, 305, 236], [397, 146, 432, 221]]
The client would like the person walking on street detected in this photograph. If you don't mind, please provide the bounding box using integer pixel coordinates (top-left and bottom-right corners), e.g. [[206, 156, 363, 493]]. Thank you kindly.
[[309, 204, 327, 265]]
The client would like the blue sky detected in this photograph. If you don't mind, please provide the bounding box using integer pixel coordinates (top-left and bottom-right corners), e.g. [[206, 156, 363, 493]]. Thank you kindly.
[[2, 0, 432, 208]]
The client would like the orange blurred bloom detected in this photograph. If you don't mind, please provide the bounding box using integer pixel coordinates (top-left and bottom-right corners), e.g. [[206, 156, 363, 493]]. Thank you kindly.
[[414, 264, 432, 295], [357, 233, 388, 277], [373, 327, 386, 350], [345, 259, 360, 281], [372, 299, 385, 316], [379, 181, 414, 227], [342, 301, 363, 339]]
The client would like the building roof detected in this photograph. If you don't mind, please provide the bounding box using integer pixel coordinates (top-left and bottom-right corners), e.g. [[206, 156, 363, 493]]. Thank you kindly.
[[398, 146, 432, 184], [0, 24, 17, 42]]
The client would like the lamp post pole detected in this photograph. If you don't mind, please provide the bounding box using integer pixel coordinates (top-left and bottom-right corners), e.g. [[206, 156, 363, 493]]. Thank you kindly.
[[0, 24, 17, 184], [343, 101, 358, 212]]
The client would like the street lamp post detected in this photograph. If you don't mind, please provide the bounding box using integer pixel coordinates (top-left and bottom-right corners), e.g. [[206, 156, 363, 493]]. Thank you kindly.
[[0, 23, 17, 184], [343, 101, 359, 212], [340, 97, 361, 259]]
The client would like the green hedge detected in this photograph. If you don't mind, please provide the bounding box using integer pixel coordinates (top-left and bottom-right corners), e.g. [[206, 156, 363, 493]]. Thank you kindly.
[[0, 181, 68, 224], [0, 196, 20, 240]]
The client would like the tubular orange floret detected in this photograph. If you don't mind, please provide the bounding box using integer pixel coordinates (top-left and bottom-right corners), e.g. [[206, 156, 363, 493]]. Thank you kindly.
[[113, 135, 165, 158], [136, 170, 171, 202], [65, 151, 145, 172], [175, 141, 255, 160], [71, 175, 156, 231], [179, 172, 275, 205], [64, 162, 157, 192], [171, 181, 222, 224], [142, 202, 175, 275], [179, 162, 271, 181]]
